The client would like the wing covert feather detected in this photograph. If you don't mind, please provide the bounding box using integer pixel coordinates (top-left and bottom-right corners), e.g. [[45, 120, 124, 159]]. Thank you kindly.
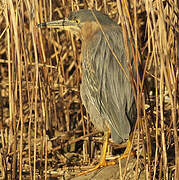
[[81, 26, 137, 143]]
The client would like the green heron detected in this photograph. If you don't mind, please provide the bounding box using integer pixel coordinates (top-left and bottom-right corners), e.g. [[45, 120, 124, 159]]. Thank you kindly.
[[38, 9, 137, 175]]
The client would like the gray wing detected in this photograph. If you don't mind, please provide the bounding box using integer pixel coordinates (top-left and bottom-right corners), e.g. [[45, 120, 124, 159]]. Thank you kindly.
[[81, 26, 137, 144]]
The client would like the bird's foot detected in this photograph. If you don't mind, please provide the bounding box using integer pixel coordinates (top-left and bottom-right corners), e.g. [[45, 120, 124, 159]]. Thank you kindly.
[[119, 151, 136, 160], [77, 159, 115, 176]]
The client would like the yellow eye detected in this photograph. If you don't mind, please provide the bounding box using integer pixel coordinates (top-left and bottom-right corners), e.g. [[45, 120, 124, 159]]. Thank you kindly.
[[75, 19, 80, 24]]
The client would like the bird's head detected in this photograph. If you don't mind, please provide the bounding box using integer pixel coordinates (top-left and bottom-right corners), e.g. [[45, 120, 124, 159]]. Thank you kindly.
[[37, 9, 115, 40]]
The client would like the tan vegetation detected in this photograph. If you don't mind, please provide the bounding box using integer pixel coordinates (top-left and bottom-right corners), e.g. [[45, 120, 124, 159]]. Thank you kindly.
[[0, 0, 178, 179]]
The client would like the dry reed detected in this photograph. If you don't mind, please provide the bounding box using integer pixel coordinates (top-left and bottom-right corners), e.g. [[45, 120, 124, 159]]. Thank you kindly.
[[0, 0, 178, 179]]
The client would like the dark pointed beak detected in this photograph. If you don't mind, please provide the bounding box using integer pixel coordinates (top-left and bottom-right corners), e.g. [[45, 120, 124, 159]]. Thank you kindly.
[[37, 19, 81, 34]]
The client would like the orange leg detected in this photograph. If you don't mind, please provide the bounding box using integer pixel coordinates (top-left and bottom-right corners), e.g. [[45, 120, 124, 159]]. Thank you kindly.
[[119, 132, 135, 160], [77, 129, 115, 176], [77, 131, 135, 176]]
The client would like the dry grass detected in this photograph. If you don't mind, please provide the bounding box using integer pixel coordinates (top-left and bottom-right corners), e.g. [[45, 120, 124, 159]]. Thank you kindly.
[[0, 0, 178, 179]]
